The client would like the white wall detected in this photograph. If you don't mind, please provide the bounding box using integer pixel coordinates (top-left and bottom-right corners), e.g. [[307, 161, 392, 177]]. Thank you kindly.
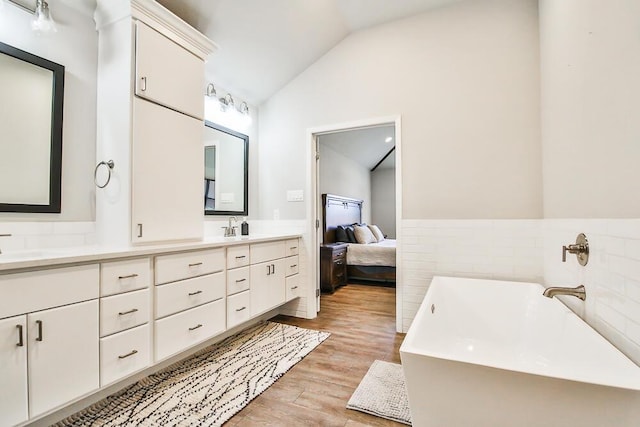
[[540, 0, 640, 218], [371, 167, 396, 238], [0, 1, 98, 221], [318, 143, 372, 224], [259, 0, 541, 220]]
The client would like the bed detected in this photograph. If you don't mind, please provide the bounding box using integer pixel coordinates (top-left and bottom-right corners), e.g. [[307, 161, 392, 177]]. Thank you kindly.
[[322, 193, 396, 283]]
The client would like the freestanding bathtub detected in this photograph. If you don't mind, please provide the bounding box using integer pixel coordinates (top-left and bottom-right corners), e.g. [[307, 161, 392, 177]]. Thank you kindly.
[[400, 276, 640, 427]]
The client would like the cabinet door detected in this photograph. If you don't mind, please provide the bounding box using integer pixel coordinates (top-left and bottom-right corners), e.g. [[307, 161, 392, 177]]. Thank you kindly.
[[0, 315, 28, 426], [132, 97, 203, 244], [135, 21, 204, 120], [250, 259, 285, 316], [28, 300, 99, 418]]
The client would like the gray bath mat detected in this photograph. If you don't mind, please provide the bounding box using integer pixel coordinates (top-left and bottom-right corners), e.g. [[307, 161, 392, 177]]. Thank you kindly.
[[347, 360, 412, 425]]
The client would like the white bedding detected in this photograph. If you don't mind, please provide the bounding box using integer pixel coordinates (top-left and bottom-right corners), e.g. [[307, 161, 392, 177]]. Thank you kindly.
[[347, 239, 396, 267]]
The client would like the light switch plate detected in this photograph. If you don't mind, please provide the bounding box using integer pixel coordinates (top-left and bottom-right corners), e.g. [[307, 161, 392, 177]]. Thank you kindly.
[[287, 190, 304, 202]]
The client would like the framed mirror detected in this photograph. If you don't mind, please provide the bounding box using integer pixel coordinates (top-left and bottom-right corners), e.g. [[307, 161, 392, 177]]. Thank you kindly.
[[204, 121, 248, 216], [0, 41, 64, 213]]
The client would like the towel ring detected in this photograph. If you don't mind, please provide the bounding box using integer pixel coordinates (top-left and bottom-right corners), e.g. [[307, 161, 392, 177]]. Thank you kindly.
[[94, 160, 115, 189]]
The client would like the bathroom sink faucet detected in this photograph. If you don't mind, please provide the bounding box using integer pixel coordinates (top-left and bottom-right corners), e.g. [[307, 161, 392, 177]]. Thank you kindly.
[[0, 233, 12, 254], [222, 217, 238, 237], [543, 285, 586, 301]]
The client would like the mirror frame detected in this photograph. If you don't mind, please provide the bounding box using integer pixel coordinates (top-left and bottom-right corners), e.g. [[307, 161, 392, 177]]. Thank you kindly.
[[204, 121, 249, 216], [0, 41, 64, 213]]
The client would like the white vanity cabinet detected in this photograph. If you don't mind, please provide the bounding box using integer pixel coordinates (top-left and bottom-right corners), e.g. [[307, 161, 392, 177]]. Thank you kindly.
[[134, 21, 204, 120], [99, 258, 152, 387], [0, 315, 28, 426], [131, 97, 203, 243], [249, 241, 289, 317], [95, 0, 216, 246], [154, 249, 226, 361], [226, 245, 251, 328], [0, 264, 100, 425], [28, 301, 99, 418]]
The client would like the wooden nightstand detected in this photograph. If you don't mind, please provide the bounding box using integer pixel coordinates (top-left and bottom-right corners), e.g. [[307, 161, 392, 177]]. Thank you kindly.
[[320, 243, 348, 293]]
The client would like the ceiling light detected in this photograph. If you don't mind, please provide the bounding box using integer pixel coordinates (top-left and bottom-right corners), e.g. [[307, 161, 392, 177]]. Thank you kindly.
[[385, 136, 393, 143]]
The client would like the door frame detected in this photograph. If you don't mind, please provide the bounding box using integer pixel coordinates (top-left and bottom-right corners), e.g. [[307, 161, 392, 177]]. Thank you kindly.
[[306, 115, 403, 332]]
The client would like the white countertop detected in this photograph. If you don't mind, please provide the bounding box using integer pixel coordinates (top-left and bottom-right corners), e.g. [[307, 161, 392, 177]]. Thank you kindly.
[[0, 233, 302, 272]]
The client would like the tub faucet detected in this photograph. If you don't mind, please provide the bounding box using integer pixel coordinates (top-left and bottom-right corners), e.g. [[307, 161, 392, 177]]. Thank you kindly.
[[222, 217, 238, 237], [542, 285, 586, 301], [0, 233, 11, 254]]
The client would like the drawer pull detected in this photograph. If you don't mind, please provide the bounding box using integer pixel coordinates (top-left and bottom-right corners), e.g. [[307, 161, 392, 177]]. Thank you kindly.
[[118, 349, 138, 359], [35, 320, 43, 342], [336, 261, 343, 265], [235, 255, 246, 259], [188, 290, 203, 296], [16, 325, 24, 347], [236, 306, 247, 312], [291, 286, 298, 290], [118, 308, 139, 316], [235, 278, 247, 283], [189, 324, 203, 331], [290, 246, 297, 250], [188, 262, 203, 267], [118, 273, 139, 280], [290, 264, 297, 268]]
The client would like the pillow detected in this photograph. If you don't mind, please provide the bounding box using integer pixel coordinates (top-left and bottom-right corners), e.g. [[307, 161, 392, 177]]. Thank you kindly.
[[335, 226, 349, 242], [344, 226, 357, 243], [368, 224, 385, 242], [354, 224, 377, 244]]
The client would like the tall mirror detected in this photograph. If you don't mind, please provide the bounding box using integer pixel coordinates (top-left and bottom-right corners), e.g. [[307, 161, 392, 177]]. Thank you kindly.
[[0, 41, 64, 213], [204, 121, 248, 216]]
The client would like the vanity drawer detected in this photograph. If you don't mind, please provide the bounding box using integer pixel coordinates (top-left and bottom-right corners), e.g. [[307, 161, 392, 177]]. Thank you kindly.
[[227, 245, 250, 269], [155, 272, 225, 319], [227, 266, 250, 296], [0, 264, 99, 319], [285, 239, 300, 256], [100, 288, 150, 337], [285, 255, 299, 277], [100, 323, 151, 387], [155, 299, 225, 361], [227, 290, 251, 329], [286, 275, 301, 301], [250, 241, 286, 264], [101, 258, 150, 297], [155, 248, 225, 285]]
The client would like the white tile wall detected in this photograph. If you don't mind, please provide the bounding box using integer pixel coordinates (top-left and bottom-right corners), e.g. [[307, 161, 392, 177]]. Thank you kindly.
[[544, 219, 640, 365], [0, 221, 96, 251], [401, 219, 543, 332]]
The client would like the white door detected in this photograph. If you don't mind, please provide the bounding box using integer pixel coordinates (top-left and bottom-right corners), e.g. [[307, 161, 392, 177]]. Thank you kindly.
[[28, 300, 99, 418], [132, 97, 203, 244], [0, 315, 28, 426], [135, 21, 204, 120]]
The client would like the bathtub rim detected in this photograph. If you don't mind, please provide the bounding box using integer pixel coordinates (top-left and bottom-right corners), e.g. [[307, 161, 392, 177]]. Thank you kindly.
[[399, 275, 640, 392]]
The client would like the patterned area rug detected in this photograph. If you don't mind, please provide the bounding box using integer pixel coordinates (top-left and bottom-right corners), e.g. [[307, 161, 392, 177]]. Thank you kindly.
[[56, 321, 330, 426], [347, 360, 412, 425]]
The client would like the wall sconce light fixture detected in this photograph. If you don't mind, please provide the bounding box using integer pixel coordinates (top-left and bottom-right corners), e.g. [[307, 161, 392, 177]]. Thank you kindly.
[[204, 83, 252, 129], [6, 0, 57, 34]]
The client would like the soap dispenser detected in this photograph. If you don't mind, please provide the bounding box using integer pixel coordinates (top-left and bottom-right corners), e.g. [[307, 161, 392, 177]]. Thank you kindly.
[[241, 218, 249, 236]]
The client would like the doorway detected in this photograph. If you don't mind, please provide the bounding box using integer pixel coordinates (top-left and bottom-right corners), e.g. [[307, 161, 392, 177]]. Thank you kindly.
[[306, 116, 403, 332]]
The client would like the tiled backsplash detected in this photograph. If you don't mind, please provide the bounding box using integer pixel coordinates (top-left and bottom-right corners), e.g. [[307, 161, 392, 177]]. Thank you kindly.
[[401, 218, 640, 365], [0, 221, 96, 251]]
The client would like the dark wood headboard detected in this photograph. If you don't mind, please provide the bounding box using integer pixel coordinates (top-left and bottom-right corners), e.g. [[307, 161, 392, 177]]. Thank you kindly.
[[322, 194, 363, 244]]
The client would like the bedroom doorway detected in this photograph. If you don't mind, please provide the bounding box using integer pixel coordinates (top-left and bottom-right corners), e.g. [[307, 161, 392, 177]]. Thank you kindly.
[[307, 116, 403, 333]]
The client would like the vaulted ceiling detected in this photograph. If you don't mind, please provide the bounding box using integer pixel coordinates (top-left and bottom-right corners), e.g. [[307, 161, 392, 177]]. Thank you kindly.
[[156, 0, 463, 105]]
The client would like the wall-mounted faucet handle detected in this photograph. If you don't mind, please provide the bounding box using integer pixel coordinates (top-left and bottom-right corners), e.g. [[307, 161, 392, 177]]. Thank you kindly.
[[561, 233, 589, 266]]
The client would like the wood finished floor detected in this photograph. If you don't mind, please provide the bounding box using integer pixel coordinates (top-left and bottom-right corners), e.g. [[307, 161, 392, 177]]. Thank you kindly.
[[226, 284, 405, 427]]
